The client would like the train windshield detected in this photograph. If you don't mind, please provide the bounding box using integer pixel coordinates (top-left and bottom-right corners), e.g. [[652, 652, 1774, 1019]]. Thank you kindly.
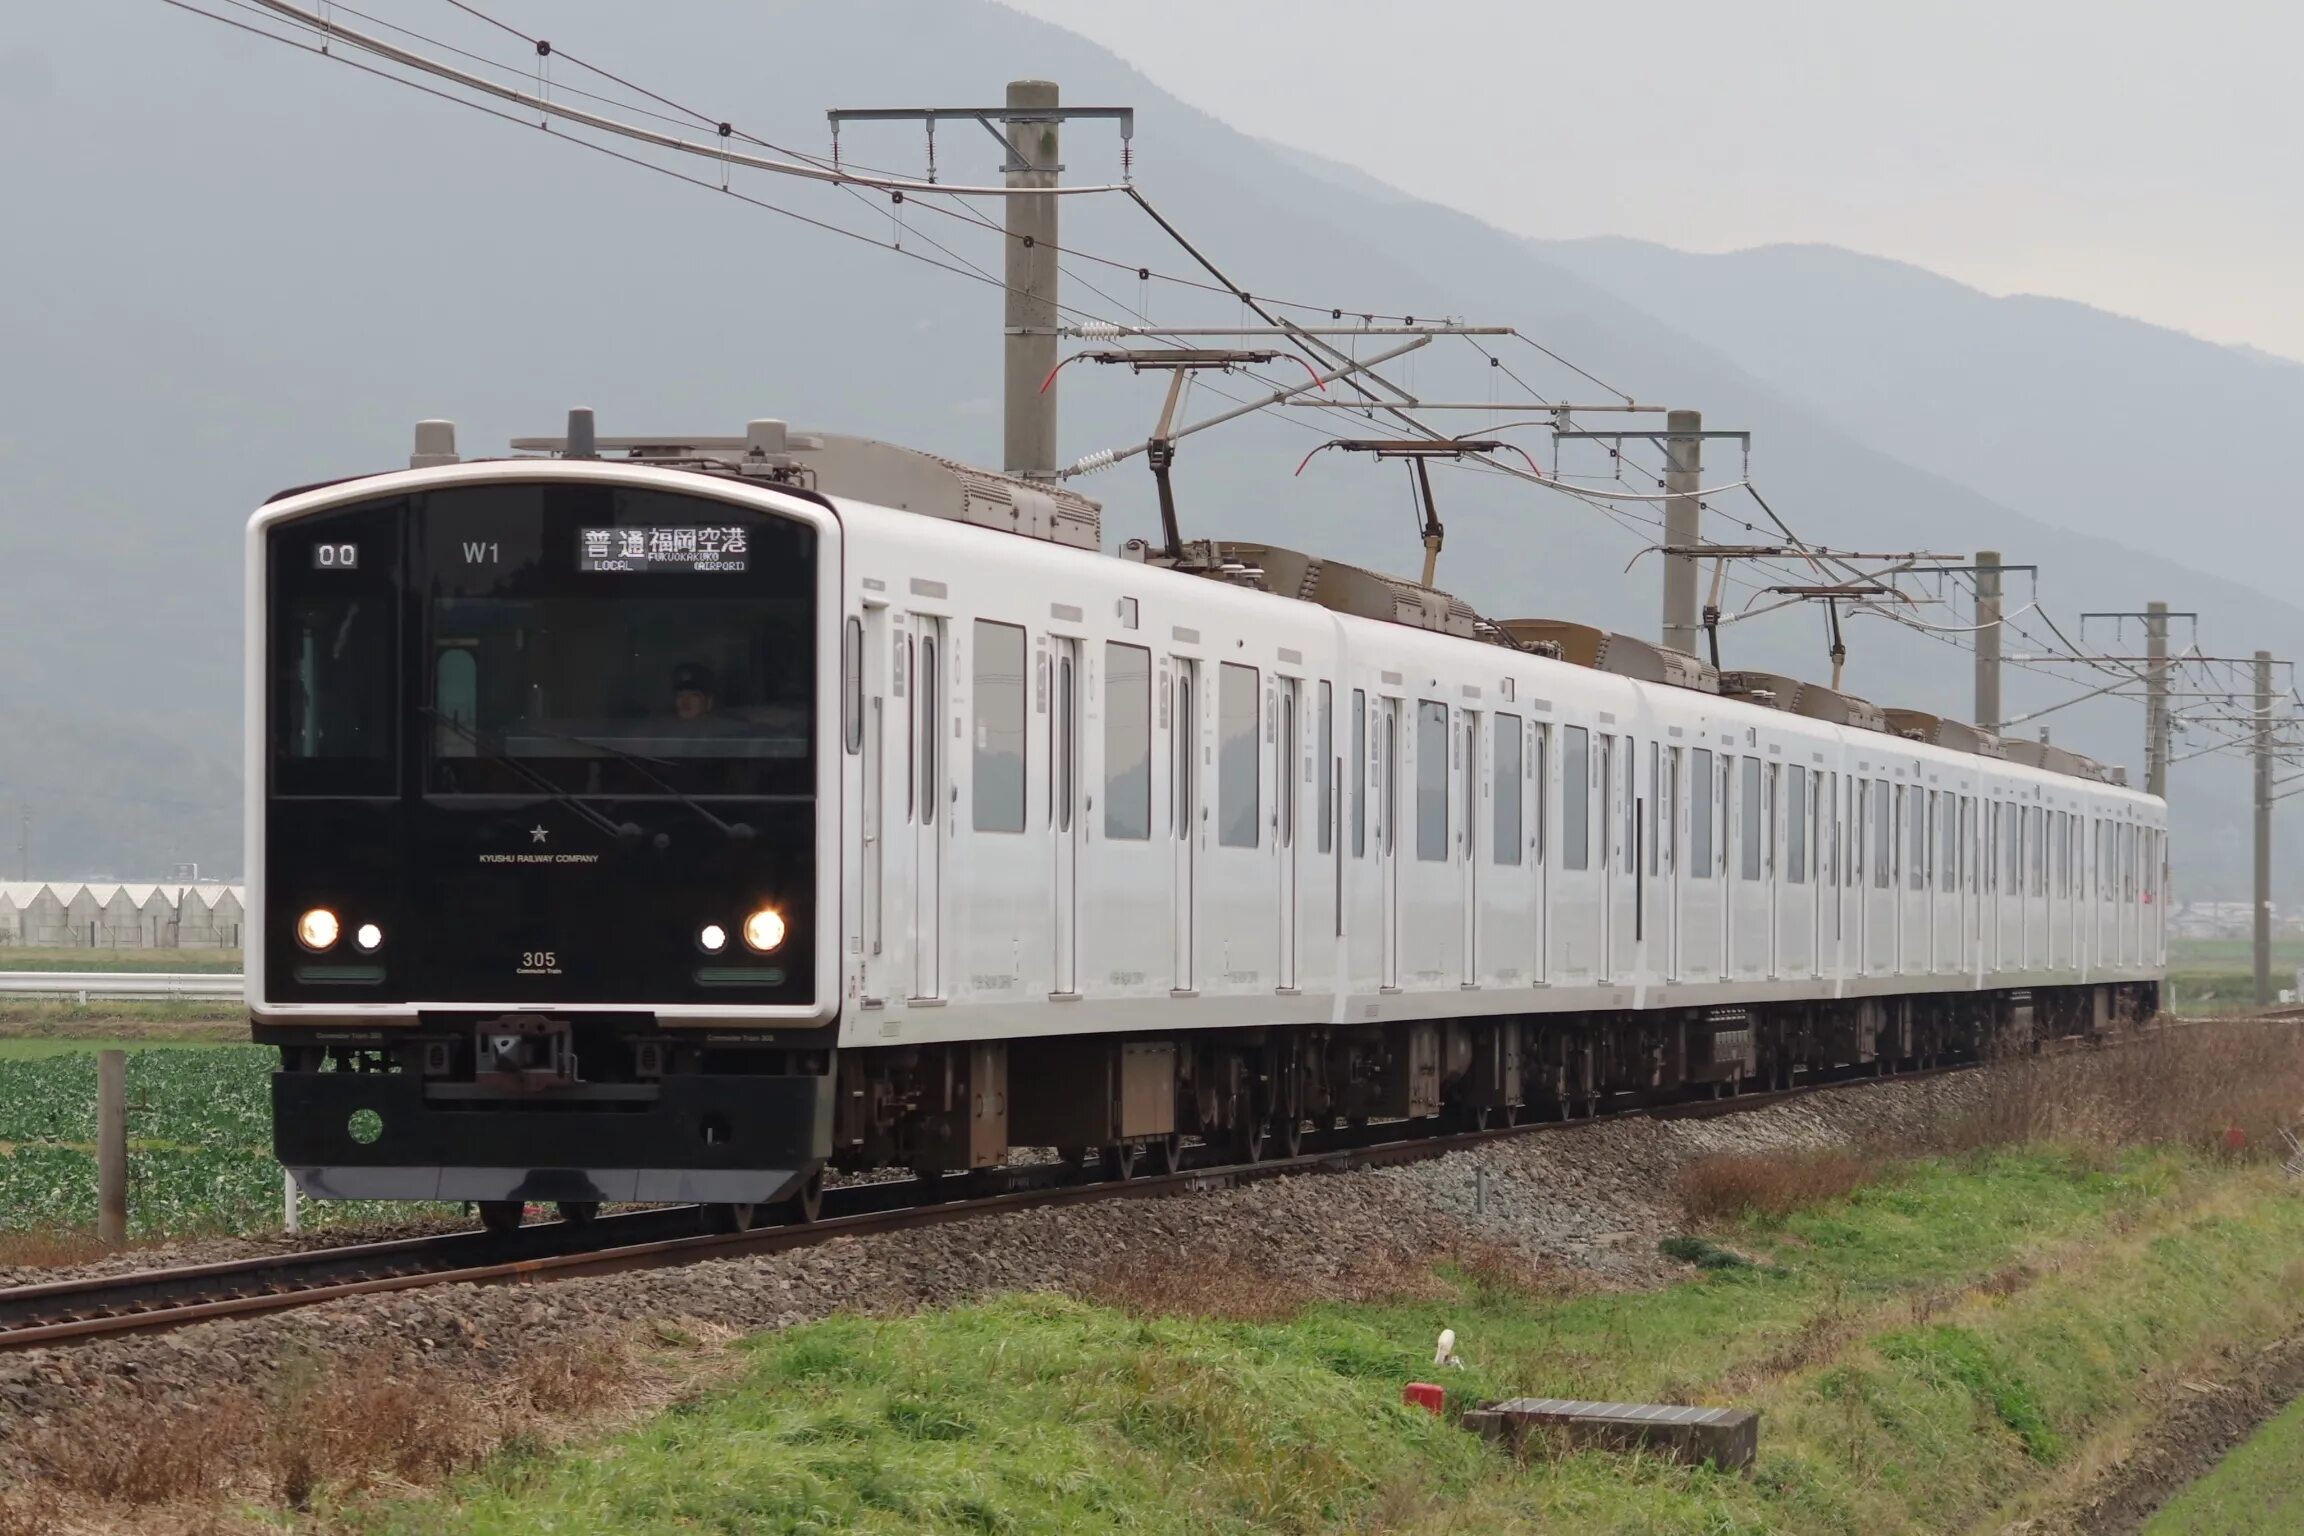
[[423, 483, 816, 798], [267, 480, 818, 800]]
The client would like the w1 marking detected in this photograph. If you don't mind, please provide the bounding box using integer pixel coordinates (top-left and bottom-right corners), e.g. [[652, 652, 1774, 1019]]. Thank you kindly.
[[463, 541, 500, 563]]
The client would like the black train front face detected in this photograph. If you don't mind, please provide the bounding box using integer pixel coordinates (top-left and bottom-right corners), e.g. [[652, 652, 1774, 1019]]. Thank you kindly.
[[255, 471, 836, 1208]]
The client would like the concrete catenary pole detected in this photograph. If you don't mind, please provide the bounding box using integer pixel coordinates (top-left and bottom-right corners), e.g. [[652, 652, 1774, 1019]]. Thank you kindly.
[[2145, 601, 2170, 800], [1974, 552, 2002, 732], [1003, 79, 1060, 482], [2256, 650, 2275, 1007], [1661, 409, 1702, 654], [98, 1048, 127, 1245]]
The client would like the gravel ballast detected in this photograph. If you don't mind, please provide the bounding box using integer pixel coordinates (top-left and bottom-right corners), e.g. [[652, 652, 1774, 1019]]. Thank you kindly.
[[0, 1070, 1985, 1463]]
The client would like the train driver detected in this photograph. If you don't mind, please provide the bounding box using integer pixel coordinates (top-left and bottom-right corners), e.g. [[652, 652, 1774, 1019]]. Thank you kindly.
[[672, 662, 718, 721]]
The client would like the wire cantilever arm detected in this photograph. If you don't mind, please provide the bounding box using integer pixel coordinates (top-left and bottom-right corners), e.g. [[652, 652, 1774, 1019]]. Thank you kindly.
[[236, 0, 1133, 198]]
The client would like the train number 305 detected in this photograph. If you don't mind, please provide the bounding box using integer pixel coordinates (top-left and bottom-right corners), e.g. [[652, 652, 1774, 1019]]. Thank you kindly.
[[521, 951, 557, 969]]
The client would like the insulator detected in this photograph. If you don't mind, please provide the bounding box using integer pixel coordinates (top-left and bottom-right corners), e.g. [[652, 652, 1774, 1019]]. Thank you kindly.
[[1071, 322, 1128, 339], [1066, 448, 1119, 477]]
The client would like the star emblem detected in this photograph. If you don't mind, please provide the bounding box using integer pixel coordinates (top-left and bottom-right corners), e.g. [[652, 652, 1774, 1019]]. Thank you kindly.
[[530, 825, 549, 844]]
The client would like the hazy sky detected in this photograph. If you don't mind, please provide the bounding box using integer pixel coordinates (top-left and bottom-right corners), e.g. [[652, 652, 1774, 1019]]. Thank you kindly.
[[1005, 0, 2304, 361]]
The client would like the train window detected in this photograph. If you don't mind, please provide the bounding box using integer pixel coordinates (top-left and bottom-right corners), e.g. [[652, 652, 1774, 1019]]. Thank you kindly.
[[1909, 787, 1927, 892], [1866, 779, 1887, 889], [1103, 643, 1151, 840], [1687, 747, 1712, 878], [1318, 682, 1334, 855], [1624, 741, 1638, 874], [1218, 663, 1260, 848], [1380, 704, 1398, 857], [1056, 652, 1076, 834], [843, 617, 864, 755], [1739, 757, 1762, 881], [272, 498, 402, 797], [971, 621, 1027, 833], [1787, 766, 1807, 884], [1532, 723, 1548, 866], [1174, 671, 1193, 842], [1939, 792, 1956, 893], [1416, 701, 1450, 861], [1822, 772, 1837, 886], [1351, 690, 1367, 858], [2005, 804, 2021, 894], [918, 636, 938, 827], [1281, 689, 1298, 850], [1495, 715, 1523, 866], [1564, 727, 1592, 870]]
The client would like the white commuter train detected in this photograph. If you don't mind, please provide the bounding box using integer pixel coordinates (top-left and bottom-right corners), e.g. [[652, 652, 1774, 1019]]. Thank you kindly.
[[252, 418, 2164, 1229]]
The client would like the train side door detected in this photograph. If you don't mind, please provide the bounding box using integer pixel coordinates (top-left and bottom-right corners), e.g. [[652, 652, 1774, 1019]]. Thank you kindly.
[[911, 617, 945, 1001], [1461, 709, 1481, 986], [1171, 659, 1198, 993], [1380, 697, 1402, 990], [1598, 734, 1618, 984], [859, 606, 889, 1004], [1278, 676, 1301, 991], [1051, 637, 1081, 995], [1668, 746, 1686, 985]]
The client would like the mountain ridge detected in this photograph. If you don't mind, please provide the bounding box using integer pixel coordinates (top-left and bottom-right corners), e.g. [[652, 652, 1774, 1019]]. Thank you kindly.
[[0, 0, 2291, 892]]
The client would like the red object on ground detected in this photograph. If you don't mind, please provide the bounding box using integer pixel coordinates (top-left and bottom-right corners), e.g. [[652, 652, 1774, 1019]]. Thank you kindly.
[[2225, 1125, 2248, 1151], [1403, 1382, 1446, 1416]]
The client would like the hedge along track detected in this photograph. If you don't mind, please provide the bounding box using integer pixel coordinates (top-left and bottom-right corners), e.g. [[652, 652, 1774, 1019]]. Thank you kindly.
[[0, 1053, 2001, 1353]]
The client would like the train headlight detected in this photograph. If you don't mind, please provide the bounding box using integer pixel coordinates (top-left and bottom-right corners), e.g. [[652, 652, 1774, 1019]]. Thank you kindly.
[[697, 922, 728, 954], [354, 922, 383, 953], [296, 908, 340, 952], [742, 907, 786, 954]]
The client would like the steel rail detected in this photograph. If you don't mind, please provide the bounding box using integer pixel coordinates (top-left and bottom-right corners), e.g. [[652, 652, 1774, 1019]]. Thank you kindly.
[[0, 1057, 1988, 1354]]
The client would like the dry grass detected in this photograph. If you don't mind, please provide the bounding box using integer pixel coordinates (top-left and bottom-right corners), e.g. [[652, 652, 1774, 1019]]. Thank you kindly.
[[1952, 1020, 2304, 1157], [16, 1333, 642, 1520], [1679, 1145, 1889, 1223], [0, 1228, 172, 1270]]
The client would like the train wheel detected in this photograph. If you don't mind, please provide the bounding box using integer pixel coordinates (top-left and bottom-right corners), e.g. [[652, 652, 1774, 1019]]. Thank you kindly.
[[477, 1200, 524, 1235], [704, 1202, 757, 1234], [786, 1169, 825, 1225], [1275, 1116, 1304, 1159], [1232, 1121, 1266, 1165], [1101, 1142, 1140, 1181], [1152, 1133, 1184, 1176], [556, 1201, 601, 1227]]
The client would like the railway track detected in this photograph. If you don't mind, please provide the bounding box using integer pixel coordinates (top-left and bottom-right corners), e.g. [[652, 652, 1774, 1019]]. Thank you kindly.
[[0, 1059, 1969, 1353]]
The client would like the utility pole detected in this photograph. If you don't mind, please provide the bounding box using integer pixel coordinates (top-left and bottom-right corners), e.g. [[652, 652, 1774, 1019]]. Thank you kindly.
[[1661, 409, 1702, 655], [1003, 79, 1060, 481], [2144, 601, 2170, 800], [829, 88, 1133, 483], [1974, 551, 2002, 732], [2256, 649, 2275, 1007]]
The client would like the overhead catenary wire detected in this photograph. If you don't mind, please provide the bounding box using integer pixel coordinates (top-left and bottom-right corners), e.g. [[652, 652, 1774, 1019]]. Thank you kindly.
[[167, 0, 2281, 763]]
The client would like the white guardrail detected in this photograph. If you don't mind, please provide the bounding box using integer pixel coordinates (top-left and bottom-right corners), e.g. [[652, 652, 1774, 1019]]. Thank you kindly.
[[0, 970, 243, 1001]]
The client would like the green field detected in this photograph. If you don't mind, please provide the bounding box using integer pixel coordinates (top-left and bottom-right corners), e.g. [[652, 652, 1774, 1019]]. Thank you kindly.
[[2165, 937, 2304, 1014], [347, 1148, 2304, 1536], [2145, 1393, 2304, 1535], [0, 1043, 446, 1237], [0, 946, 242, 973]]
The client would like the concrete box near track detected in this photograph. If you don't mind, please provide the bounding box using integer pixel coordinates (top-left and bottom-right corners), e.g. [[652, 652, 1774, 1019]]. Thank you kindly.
[[1460, 1398, 1758, 1473]]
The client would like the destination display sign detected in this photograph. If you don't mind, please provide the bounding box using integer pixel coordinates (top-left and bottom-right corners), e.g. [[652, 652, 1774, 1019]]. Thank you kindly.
[[578, 526, 750, 573]]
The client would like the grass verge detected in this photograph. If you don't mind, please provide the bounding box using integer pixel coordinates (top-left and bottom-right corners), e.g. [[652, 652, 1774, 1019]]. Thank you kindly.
[[304, 1145, 2304, 1535]]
